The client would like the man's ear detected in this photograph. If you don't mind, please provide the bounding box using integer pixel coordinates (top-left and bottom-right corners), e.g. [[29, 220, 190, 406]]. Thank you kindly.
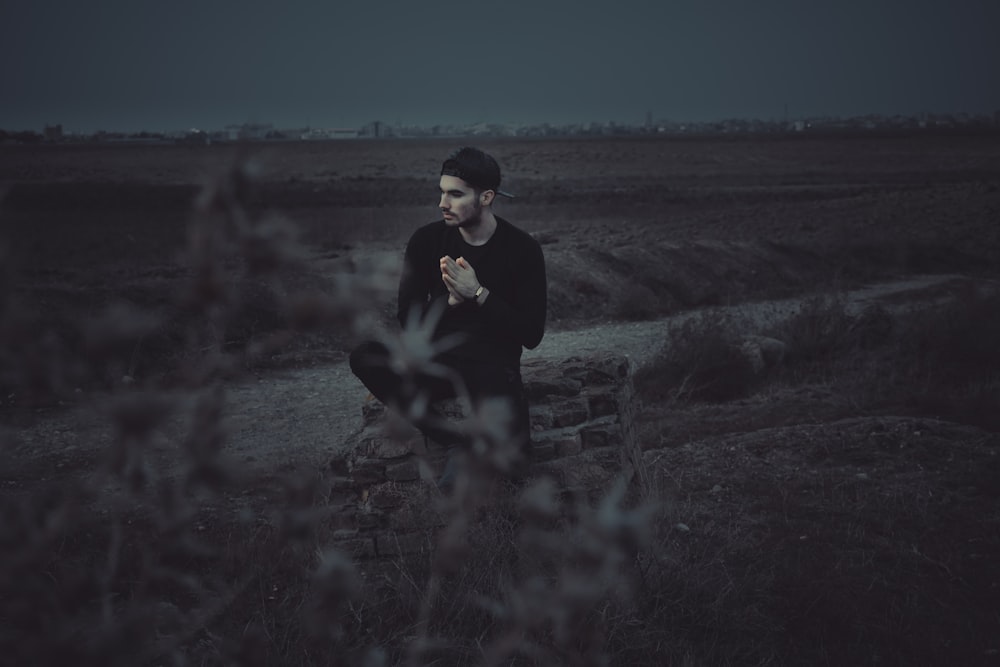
[[481, 189, 496, 206]]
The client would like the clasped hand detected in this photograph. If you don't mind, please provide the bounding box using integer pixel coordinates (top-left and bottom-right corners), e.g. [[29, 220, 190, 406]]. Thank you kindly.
[[440, 255, 479, 306]]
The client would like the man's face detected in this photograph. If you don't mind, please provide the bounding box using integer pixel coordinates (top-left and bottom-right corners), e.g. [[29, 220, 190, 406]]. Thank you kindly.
[[439, 175, 482, 227]]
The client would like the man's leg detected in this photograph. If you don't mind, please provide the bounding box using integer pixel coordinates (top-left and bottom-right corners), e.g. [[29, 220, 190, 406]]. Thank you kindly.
[[462, 360, 532, 471], [348, 340, 465, 448]]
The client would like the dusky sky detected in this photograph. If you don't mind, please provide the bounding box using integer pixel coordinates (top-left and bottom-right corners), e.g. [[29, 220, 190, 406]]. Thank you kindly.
[[2, 0, 998, 133]]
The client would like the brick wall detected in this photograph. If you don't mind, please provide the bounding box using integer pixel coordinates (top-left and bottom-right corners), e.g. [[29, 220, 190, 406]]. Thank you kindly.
[[327, 354, 640, 562]]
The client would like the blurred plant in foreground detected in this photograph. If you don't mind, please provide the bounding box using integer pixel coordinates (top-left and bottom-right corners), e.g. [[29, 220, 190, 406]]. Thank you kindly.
[[0, 155, 655, 666]]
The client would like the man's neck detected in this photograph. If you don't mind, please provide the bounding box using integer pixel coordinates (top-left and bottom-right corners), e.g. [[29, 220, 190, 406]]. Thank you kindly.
[[459, 209, 499, 246]]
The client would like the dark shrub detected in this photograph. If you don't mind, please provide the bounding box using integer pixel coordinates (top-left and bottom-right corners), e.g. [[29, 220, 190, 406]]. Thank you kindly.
[[636, 310, 757, 403], [774, 293, 854, 365]]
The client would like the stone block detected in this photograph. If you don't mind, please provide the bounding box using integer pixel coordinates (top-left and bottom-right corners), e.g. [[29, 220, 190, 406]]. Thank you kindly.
[[587, 392, 618, 418], [349, 457, 385, 485], [530, 439, 557, 462], [561, 356, 629, 386], [333, 537, 377, 560], [332, 528, 360, 540], [369, 482, 408, 509], [552, 398, 590, 428], [554, 435, 584, 457], [361, 434, 417, 459], [385, 458, 420, 482], [532, 429, 582, 460], [328, 485, 359, 506], [580, 423, 622, 449], [524, 377, 583, 400], [356, 507, 386, 530], [376, 531, 430, 558], [523, 358, 588, 399], [529, 405, 554, 430]]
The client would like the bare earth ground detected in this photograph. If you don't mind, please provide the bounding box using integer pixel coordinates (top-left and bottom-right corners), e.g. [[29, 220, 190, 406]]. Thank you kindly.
[[2, 134, 998, 480], [1, 134, 999, 664]]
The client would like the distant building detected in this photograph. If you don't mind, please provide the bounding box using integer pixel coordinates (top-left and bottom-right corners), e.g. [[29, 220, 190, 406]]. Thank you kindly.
[[299, 127, 360, 140], [180, 129, 210, 145], [44, 124, 63, 142], [238, 123, 274, 140]]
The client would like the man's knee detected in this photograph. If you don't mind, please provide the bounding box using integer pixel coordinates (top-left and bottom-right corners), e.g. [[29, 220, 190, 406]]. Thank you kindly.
[[349, 340, 387, 380]]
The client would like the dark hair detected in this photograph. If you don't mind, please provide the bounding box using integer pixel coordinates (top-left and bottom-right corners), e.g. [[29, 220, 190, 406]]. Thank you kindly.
[[441, 147, 502, 193]]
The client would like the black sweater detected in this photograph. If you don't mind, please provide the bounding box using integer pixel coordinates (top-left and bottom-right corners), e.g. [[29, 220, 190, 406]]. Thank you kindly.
[[397, 217, 547, 365]]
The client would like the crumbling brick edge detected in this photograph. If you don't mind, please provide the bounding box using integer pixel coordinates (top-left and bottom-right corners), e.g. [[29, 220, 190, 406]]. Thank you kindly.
[[327, 354, 643, 561]]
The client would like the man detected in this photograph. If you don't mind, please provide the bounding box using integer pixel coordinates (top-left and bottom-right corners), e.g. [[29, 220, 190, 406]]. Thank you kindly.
[[349, 147, 547, 487]]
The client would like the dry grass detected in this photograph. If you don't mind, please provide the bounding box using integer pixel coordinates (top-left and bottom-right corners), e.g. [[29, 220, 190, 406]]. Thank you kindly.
[[630, 284, 1000, 665]]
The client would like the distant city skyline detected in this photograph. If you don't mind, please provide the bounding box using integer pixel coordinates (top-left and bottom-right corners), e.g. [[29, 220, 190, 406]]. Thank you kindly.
[[3, 0, 999, 134], [14, 107, 1000, 138], [22, 109, 997, 143]]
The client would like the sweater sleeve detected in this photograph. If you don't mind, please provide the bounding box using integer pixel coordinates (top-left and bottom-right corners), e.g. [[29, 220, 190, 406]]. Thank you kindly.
[[397, 228, 433, 327], [479, 233, 547, 350]]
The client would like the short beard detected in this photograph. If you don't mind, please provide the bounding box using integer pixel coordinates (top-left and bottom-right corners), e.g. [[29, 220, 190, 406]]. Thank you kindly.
[[455, 198, 483, 228]]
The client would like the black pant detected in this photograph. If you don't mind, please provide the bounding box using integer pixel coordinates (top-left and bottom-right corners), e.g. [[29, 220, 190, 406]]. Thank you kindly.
[[349, 340, 531, 460]]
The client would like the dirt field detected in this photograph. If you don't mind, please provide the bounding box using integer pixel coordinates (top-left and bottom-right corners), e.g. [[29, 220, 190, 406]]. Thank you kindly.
[[2, 132, 997, 471], [4, 133, 998, 326], [1, 133, 999, 665]]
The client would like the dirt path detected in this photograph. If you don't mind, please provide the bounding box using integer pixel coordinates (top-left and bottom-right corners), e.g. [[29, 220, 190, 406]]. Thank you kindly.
[[524, 272, 971, 363], [2, 273, 977, 489], [219, 272, 973, 473]]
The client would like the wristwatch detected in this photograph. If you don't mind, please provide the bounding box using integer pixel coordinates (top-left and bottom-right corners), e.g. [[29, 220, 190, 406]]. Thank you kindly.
[[473, 285, 485, 302]]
